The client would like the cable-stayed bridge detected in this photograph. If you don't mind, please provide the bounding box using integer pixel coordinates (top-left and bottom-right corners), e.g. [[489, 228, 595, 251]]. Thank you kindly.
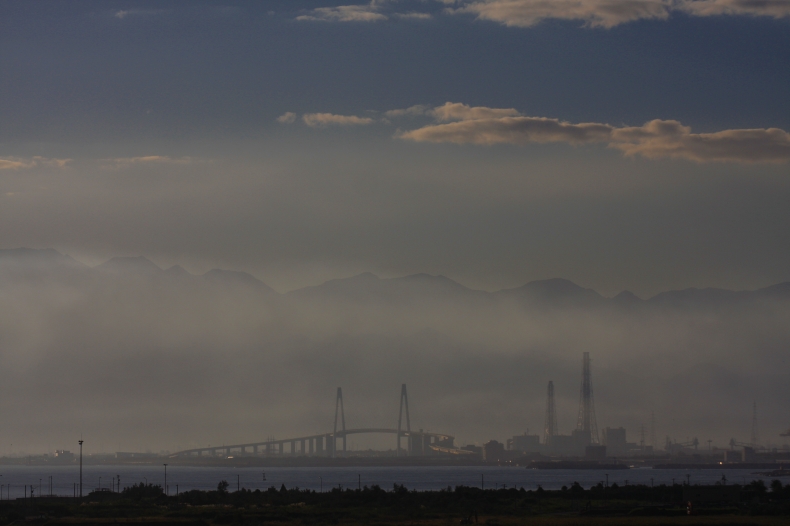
[[169, 385, 467, 459]]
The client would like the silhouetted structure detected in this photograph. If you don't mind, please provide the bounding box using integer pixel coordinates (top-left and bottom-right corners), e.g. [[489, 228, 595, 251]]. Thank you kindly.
[[333, 387, 346, 457], [483, 440, 505, 462], [601, 427, 627, 456], [576, 352, 599, 444], [397, 384, 411, 456], [751, 401, 759, 447], [651, 411, 656, 448], [543, 381, 557, 445], [169, 386, 456, 459], [510, 433, 540, 453]]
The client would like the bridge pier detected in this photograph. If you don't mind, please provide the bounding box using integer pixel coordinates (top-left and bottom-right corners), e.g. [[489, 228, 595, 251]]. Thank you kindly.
[[301, 439, 305, 455], [278, 443, 283, 455], [225, 447, 231, 456]]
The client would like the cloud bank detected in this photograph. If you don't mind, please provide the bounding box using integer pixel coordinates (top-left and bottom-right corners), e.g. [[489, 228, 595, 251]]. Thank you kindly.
[[453, 0, 790, 28], [397, 103, 790, 163]]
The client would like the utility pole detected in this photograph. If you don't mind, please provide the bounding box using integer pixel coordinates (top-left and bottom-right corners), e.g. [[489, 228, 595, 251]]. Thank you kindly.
[[751, 402, 759, 446], [78, 439, 83, 498], [163, 464, 168, 496]]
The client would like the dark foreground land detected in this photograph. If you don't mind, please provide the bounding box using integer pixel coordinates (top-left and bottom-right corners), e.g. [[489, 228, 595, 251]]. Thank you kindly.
[[4, 480, 790, 525]]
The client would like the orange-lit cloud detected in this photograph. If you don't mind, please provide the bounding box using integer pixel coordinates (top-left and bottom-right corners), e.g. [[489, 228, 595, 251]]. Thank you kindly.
[[0, 156, 71, 170], [448, 0, 790, 28], [397, 103, 790, 163], [100, 156, 198, 169], [296, 3, 388, 22]]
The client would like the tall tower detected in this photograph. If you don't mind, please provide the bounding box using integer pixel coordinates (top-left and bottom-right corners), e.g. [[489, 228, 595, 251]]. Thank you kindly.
[[543, 381, 557, 445], [333, 387, 346, 457], [751, 401, 759, 446], [397, 384, 411, 456], [576, 352, 599, 444]]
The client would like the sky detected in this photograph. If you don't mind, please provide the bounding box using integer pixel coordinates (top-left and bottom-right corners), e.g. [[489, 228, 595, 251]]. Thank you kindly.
[[2, 1, 790, 297], [1, 1, 790, 454]]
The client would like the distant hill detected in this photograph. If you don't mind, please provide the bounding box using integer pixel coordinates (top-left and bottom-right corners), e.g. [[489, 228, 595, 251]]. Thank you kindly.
[[96, 256, 164, 274], [287, 272, 487, 307], [201, 268, 277, 295], [0, 248, 788, 311], [495, 278, 605, 308]]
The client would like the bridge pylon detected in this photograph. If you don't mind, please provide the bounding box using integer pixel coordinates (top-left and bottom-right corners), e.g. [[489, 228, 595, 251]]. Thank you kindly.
[[333, 387, 346, 457], [397, 384, 411, 456]]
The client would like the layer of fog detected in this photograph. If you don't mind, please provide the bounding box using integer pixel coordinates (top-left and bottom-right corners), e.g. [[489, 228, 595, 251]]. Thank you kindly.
[[1, 249, 788, 454]]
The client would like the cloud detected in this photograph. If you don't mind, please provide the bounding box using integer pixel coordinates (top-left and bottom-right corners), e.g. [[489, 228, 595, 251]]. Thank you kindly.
[[302, 113, 376, 127], [401, 115, 614, 144], [0, 159, 28, 170], [394, 12, 434, 19], [277, 112, 297, 124], [383, 105, 432, 118], [452, 0, 672, 28], [0, 156, 71, 170], [113, 9, 163, 20], [296, 3, 388, 22], [296, 1, 437, 22], [431, 101, 522, 121], [101, 156, 198, 169], [678, 0, 790, 18], [610, 119, 790, 163], [449, 0, 790, 28], [397, 102, 790, 163]]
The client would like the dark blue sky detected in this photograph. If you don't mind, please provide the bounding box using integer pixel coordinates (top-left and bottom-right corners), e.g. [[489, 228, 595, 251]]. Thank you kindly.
[[1, 1, 789, 294]]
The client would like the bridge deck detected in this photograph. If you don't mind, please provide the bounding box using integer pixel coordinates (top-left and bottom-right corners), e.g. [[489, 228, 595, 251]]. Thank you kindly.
[[170, 428, 454, 458]]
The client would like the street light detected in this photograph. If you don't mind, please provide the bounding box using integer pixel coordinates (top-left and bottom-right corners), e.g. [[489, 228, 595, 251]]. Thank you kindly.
[[78, 439, 83, 498]]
